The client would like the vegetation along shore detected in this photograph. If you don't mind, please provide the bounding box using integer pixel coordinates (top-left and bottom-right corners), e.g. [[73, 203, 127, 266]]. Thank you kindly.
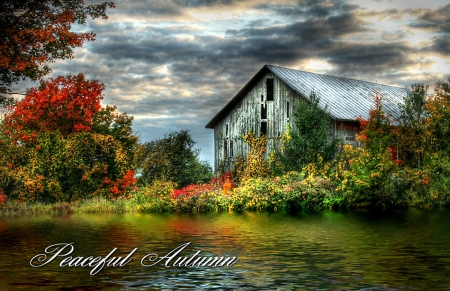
[[1, 1, 450, 216]]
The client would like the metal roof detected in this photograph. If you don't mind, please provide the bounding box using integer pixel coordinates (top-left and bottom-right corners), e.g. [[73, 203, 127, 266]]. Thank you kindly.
[[205, 65, 407, 128]]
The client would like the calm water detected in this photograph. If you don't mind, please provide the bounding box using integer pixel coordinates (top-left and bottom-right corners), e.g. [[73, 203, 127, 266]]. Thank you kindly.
[[1, 209, 450, 290]]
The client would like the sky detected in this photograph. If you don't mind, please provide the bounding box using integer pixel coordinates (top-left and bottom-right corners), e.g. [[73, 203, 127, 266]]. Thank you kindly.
[[12, 0, 450, 166]]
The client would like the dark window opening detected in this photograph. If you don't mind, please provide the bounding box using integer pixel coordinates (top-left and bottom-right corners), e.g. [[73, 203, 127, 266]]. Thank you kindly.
[[261, 104, 267, 119], [224, 140, 228, 158], [230, 140, 233, 158], [266, 79, 274, 101], [261, 94, 264, 102], [226, 123, 229, 137], [287, 101, 290, 118], [261, 121, 267, 136]]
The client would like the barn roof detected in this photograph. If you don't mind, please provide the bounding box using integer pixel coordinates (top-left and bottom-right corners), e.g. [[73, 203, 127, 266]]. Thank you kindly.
[[205, 64, 407, 128]]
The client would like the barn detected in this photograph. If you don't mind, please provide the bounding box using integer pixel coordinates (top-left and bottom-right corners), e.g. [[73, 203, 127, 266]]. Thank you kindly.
[[205, 65, 407, 172]]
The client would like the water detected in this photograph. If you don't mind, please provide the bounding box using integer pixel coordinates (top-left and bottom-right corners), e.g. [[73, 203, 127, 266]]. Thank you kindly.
[[1, 209, 450, 290]]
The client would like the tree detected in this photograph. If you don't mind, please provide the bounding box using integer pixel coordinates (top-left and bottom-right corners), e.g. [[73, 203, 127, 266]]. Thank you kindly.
[[2, 74, 104, 137], [0, 75, 137, 202], [137, 130, 213, 188], [396, 84, 428, 168], [356, 93, 395, 155], [0, 0, 115, 104], [337, 93, 398, 208], [281, 91, 339, 172], [426, 77, 450, 155]]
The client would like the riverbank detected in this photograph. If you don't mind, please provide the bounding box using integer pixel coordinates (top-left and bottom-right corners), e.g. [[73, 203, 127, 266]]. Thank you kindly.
[[1, 172, 449, 217]]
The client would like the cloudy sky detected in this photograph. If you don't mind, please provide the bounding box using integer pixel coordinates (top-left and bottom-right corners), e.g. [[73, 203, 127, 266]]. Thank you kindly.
[[14, 0, 450, 166]]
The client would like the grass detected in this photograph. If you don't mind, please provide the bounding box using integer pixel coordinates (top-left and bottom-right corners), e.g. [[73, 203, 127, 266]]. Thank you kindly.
[[0, 197, 131, 217]]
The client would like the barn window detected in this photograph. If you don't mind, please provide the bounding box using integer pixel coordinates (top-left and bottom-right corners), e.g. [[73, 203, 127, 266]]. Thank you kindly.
[[287, 101, 290, 119], [230, 140, 234, 158], [345, 136, 355, 141], [224, 140, 228, 158], [266, 78, 274, 101], [261, 121, 267, 136], [226, 123, 229, 138], [261, 104, 267, 119]]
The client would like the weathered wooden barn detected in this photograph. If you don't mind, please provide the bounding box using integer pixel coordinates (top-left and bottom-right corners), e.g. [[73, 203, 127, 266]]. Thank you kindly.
[[205, 65, 407, 171]]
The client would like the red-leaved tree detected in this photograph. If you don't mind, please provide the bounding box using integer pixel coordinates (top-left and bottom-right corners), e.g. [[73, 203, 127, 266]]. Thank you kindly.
[[3, 74, 104, 138], [0, 75, 137, 202], [0, 0, 115, 103]]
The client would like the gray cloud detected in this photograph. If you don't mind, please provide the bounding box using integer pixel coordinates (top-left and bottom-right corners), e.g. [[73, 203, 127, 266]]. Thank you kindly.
[[33, 0, 449, 166], [410, 4, 450, 33], [324, 42, 417, 75], [173, 0, 235, 7], [427, 36, 450, 55], [254, 0, 359, 19]]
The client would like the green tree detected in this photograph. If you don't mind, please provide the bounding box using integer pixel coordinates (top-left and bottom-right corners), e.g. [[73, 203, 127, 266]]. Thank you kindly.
[[426, 77, 450, 155], [281, 91, 339, 172], [396, 84, 428, 168], [137, 130, 213, 188]]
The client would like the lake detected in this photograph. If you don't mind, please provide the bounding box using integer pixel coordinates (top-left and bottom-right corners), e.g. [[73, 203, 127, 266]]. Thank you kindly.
[[0, 209, 449, 290]]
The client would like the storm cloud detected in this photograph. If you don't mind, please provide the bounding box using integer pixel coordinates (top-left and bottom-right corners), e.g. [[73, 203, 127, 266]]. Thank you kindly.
[[31, 0, 450, 166]]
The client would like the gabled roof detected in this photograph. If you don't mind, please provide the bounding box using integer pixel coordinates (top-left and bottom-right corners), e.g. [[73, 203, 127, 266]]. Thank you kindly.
[[205, 65, 408, 129]]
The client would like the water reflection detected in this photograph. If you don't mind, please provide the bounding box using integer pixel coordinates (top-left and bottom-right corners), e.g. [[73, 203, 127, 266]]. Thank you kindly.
[[0, 210, 449, 290]]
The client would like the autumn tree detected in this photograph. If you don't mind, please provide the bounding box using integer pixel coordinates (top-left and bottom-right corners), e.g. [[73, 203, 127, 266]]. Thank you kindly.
[[0, 0, 114, 105], [0, 74, 137, 202], [137, 130, 213, 188], [3, 74, 104, 137], [356, 93, 395, 155], [336, 93, 399, 208]]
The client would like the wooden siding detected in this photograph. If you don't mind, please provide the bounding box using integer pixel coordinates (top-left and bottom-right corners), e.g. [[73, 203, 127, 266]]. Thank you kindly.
[[213, 73, 362, 172]]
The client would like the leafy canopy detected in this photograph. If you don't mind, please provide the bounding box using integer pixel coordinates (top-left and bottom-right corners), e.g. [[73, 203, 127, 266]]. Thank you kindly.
[[3, 74, 104, 138], [0, 74, 137, 202], [281, 91, 339, 172], [396, 84, 428, 167], [137, 130, 213, 188], [0, 0, 114, 103]]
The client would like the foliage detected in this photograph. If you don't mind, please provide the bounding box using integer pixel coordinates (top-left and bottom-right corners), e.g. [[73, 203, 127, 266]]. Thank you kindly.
[[396, 84, 428, 168], [173, 191, 230, 212], [173, 183, 214, 199], [0, 0, 115, 103], [0, 188, 6, 205], [137, 130, 213, 188], [328, 94, 400, 208], [229, 178, 283, 211], [0, 75, 137, 202], [356, 93, 395, 155], [212, 171, 235, 195], [233, 131, 270, 183], [335, 145, 400, 208], [171, 171, 234, 198], [280, 91, 340, 172], [128, 180, 176, 212], [3, 74, 104, 137], [426, 77, 450, 155]]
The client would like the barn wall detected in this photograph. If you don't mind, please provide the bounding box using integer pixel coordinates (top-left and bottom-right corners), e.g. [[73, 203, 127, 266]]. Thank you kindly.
[[213, 73, 361, 172], [334, 121, 362, 147]]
